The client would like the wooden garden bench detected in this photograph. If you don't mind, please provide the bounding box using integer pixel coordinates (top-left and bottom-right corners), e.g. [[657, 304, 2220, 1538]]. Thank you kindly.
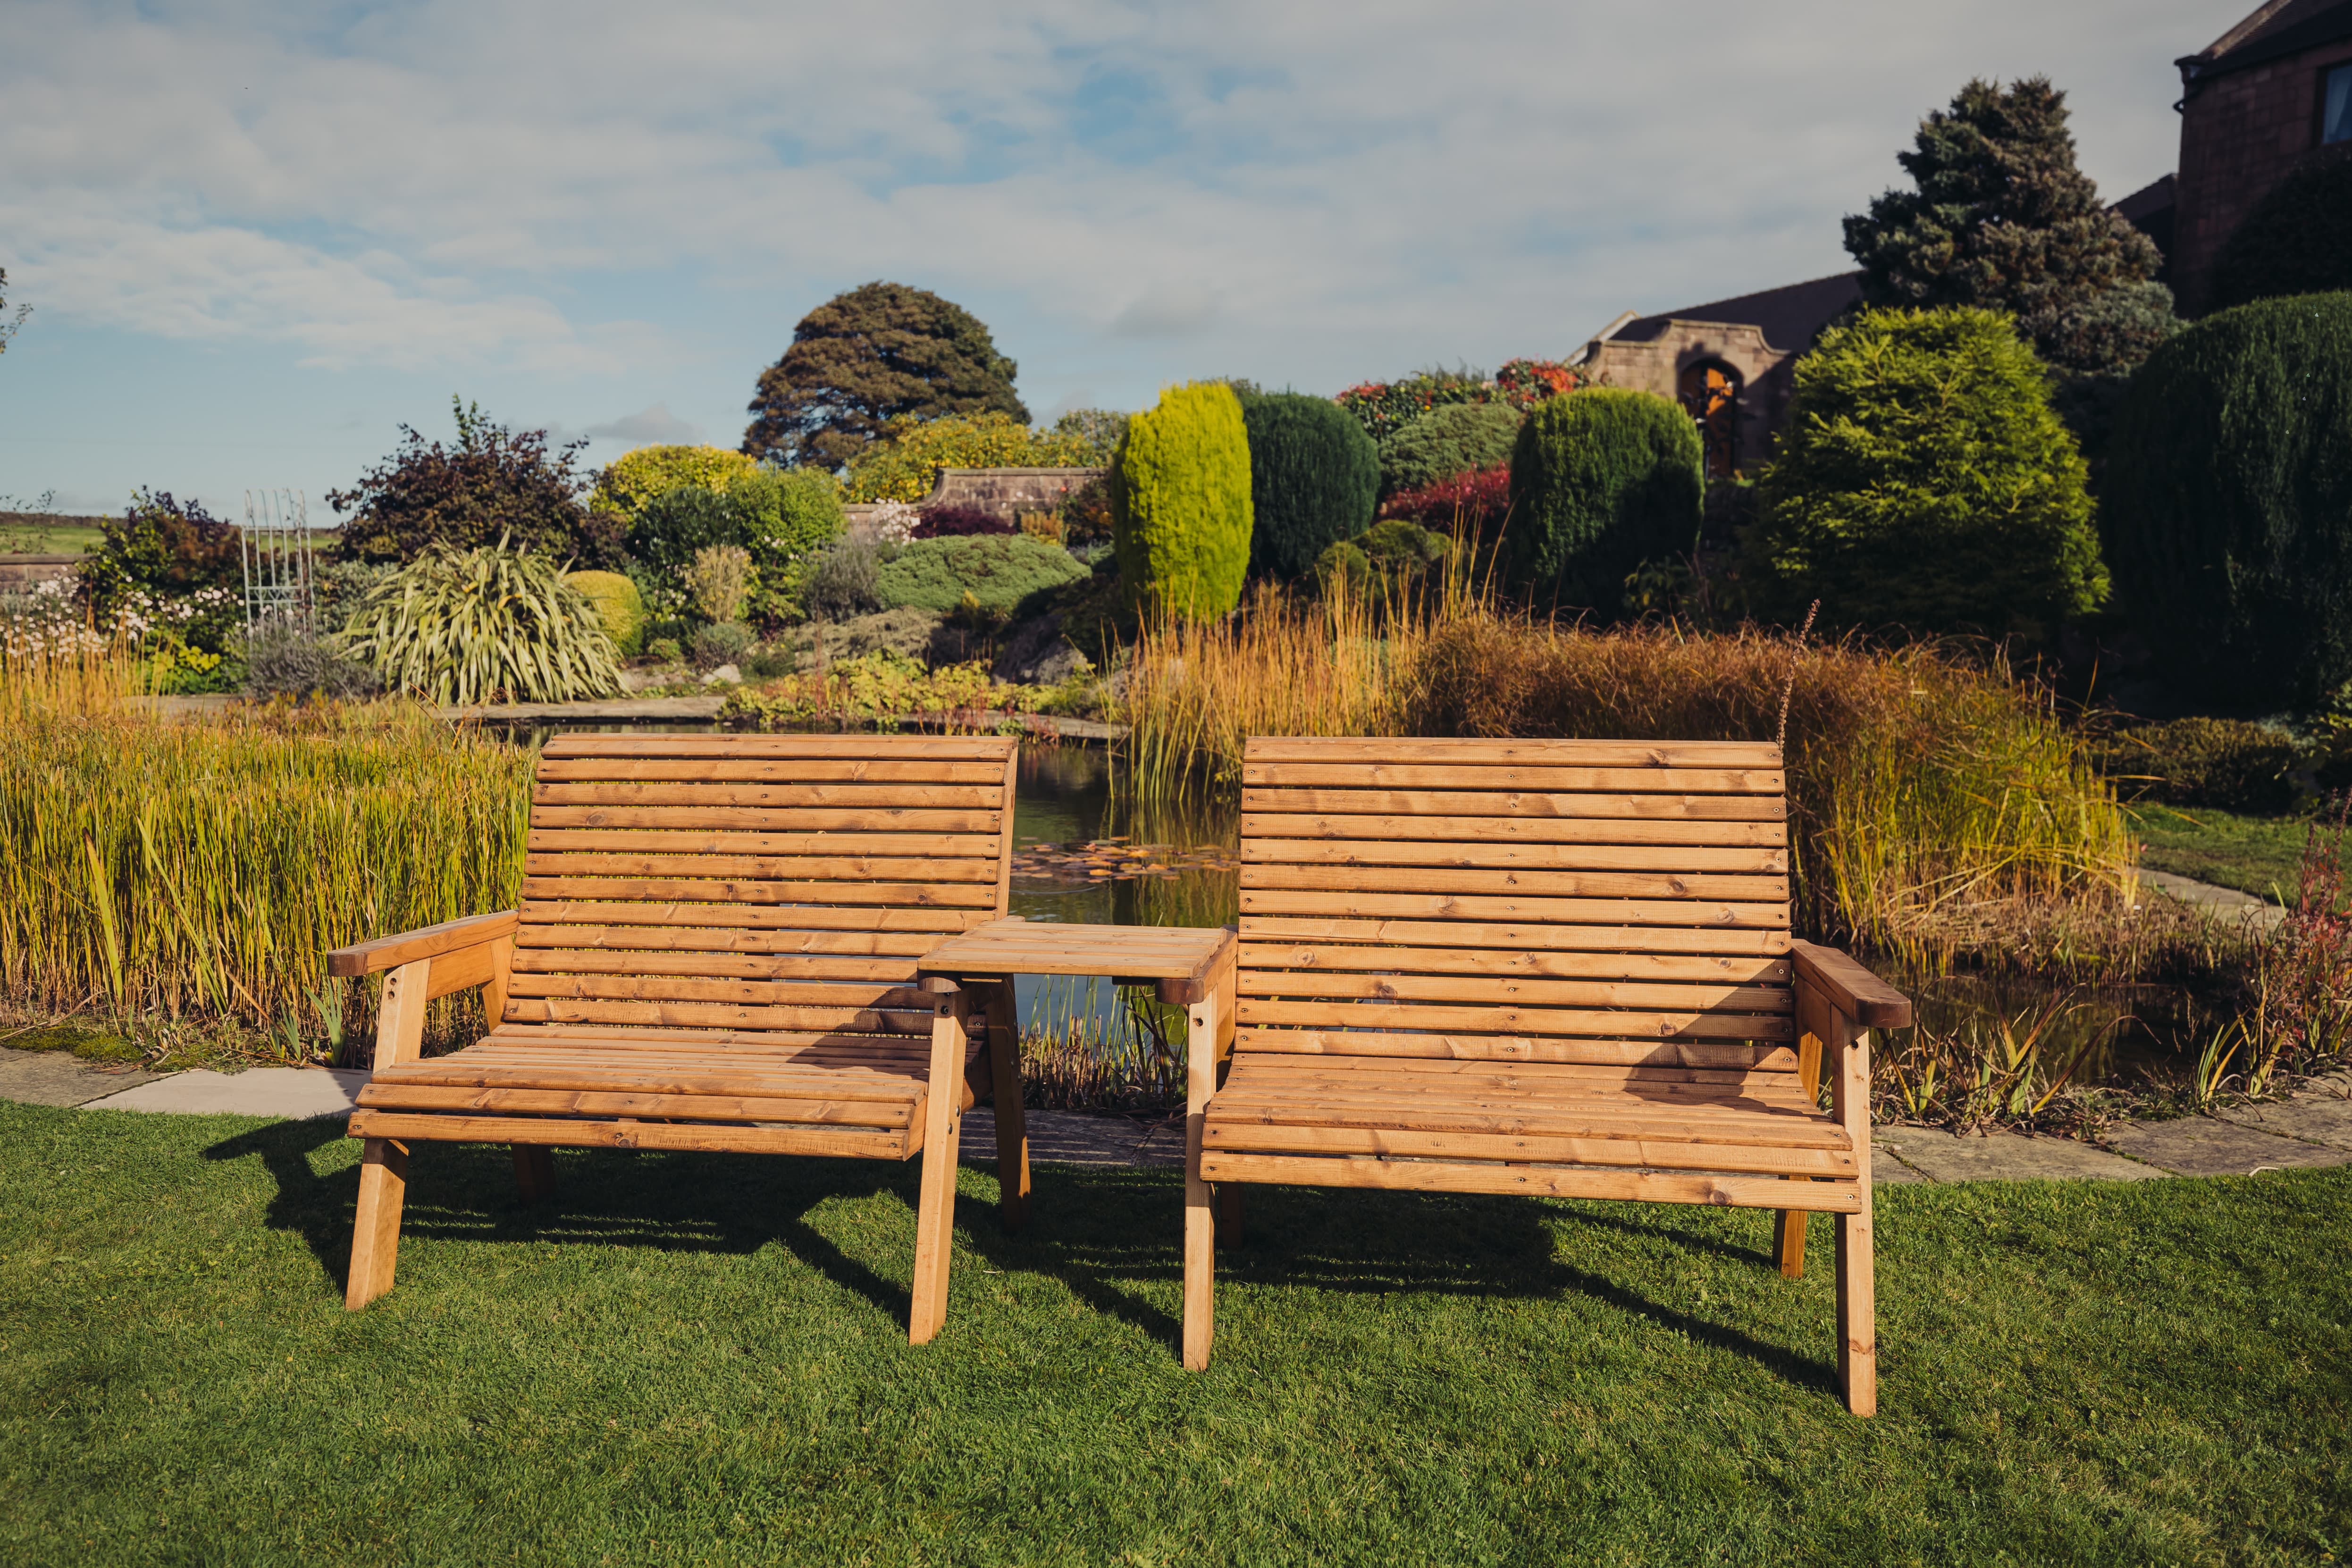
[[327, 733, 1028, 1344], [1184, 736, 1909, 1414]]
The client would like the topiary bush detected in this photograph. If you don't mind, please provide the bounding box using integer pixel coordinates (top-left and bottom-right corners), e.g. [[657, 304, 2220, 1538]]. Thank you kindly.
[[1379, 402, 1522, 498], [564, 570, 645, 657], [1748, 306, 2106, 637], [2208, 150, 2352, 314], [875, 535, 1090, 620], [1505, 389, 1703, 613], [1111, 382, 1252, 618], [2101, 293, 2352, 707], [1240, 392, 1378, 580], [590, 444, 759, 521]]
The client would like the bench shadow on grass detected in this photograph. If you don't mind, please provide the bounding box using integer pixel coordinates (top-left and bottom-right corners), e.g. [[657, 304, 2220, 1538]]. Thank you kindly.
[[202, 1123, 1829, 1394]]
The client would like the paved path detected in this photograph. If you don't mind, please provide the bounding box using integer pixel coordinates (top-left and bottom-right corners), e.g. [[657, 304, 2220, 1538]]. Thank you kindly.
[[2141, 869, 2286, 932], [9, 1045, 2352, 1183]]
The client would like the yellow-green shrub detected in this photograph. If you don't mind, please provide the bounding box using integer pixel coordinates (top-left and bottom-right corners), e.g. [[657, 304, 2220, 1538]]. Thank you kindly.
[[590, 445, 759, 519], [564, 570, 645, 656], [844, 412, 1100, 503], [1112, 384, 1252, 619]]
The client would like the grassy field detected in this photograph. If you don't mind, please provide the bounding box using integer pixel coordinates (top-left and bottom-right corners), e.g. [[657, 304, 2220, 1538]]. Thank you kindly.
[[0, 522, 105, 556], [1, 1102, 2346, 1565], [2132, 804, 2320, 905]]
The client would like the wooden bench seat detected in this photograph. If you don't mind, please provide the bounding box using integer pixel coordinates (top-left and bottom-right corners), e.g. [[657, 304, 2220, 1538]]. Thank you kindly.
[[329, 734, 1029, 1344], [1180, 736, 1909, 1414]]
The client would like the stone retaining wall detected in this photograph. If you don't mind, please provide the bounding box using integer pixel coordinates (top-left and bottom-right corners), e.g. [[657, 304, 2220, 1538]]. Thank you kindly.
[[0, 554, 79, 589], [843, 466, 1105, 535]]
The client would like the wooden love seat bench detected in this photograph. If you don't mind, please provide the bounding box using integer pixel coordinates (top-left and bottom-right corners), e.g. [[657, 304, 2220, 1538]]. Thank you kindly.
[[326, 732, 1031, 1343], [1183, 736, 1910, 1413]]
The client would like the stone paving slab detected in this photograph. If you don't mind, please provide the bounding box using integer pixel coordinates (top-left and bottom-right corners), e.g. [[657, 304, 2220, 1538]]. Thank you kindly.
[[1869, 1145, 1929, 1183], [2100, 1116, 2352, 1177], [80, 1066, 368, 1119], [1873, 1126, 2167, 1183], [0, 1046, 167, 1107], [2216, 1091, 2352, 1151]]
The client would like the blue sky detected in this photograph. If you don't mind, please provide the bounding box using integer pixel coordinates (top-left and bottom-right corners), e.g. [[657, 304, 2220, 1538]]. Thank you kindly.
[[0, 0, 2228, 522]]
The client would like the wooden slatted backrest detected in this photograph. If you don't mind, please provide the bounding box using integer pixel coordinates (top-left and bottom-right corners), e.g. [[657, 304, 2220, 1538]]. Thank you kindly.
[[508, 733, 1018, 1043], [1236, 736, 1796, 1073]]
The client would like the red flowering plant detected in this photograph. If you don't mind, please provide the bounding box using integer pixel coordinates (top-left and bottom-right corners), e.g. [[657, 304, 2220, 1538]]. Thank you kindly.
[[1380, 464, 1513, 536], [1335, 360, 1585, 444], [1495, 358, 1584, 403]]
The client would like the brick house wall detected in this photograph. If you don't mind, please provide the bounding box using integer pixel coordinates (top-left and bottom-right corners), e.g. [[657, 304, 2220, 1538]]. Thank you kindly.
[[2173, 20, 2352, 310]]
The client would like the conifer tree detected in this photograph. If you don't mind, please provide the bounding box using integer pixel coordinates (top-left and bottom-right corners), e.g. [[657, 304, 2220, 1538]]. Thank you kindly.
[[1843, 77, 2174, 379], [742, 282, 1026, 470]]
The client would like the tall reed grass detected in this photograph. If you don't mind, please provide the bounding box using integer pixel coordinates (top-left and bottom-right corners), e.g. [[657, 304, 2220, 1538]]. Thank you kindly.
[[1115, 575, 2136, 961], [0, 696, 531, 1048]]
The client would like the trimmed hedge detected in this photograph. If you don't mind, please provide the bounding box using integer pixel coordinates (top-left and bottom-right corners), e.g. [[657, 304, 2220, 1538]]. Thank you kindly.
[[1505, 390, 1702, 613], [1380, 402, 1522, 498], [591, 445, 759, 520], [1240, 392, 1379, 580], [1749, 306, 2105, 637], [1112, 383, 1252, 618], [2103, 293, 2352, 707], [2208, 151, 2352, 313], [563, 570, 646, 657], [874, 535, 1090, 620]]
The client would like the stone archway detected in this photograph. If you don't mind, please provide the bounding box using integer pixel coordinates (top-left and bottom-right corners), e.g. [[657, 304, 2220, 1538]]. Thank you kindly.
[[1678, 359, 1742, 478]]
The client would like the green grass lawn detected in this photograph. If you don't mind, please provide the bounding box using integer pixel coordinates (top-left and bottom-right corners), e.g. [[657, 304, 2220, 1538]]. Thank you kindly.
[[0, 523, 105, 556], [2131, 803, 2327, 905], [3, 1101, 2347, 1566]]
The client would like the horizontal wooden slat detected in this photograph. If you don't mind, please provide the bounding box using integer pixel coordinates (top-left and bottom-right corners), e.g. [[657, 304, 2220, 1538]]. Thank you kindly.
[[524, 853, 1001, 883], [1244, 738, 1783, 768], [536, 759, 1008, 784], [1242, 813, 1788, 847], [515, 924, 944, 956], [503, 998, 940, 1032], [529, 806, 1004, 834], [1197, 1150, 1862, 1211], [1202, 1121, 1854, 1177], [1231, 1053, 1797, 1092], [1241, 789, 1784, 822], [1244, 838, 1787, 872], [1232, 1030, 1797, 1069], [527, 830, 1004, 858], [1208, 1089, 1840, 1147], [532, 783, 1000, 810], [1236, 998, 1793, 1040], [1241, 764, 1784, 793], [1238, 970, 1791, 1012], [346, 1109, 912, 1160], [1239, 891, 1788, 929], [513, 949, 917, 983], [357, 1083, 918, 1127], [476, 1025, 945, 1054], [541, 734, 1015, 760], [507, 974, 929, 1008], [521, 902, 982, 933], [1238, 917, 1794, 955], [519, 878, 999, 908], [1241, 944, 1790, 983], [1241, 864, 1789, 901]]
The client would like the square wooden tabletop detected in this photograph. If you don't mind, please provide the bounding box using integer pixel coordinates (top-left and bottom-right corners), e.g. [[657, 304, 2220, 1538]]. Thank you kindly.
[[917, 918, 1235, 1004]]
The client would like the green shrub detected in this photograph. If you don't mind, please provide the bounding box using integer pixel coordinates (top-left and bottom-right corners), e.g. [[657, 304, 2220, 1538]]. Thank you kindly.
[[691, 620, 754, 671], [2101, 293, 2352, 708], [564, 570, 645, 657], [646, 637, 682, 666], [805, 539, 883, 622], [2208, 151, 2352, 313], [589, 445, 759, 520], [340, 539, 622, 705], [627, 470, 841, 624], [844, 411, 1100, 504], [875, 535, 1090, 620], [1240, 392, 1378, 579], [2096, 718, 2301, 813], [628, 487, 739, 580], [1505, 389, 1702, 613], [1748, 307, 2106, 637], [1380, 402, 1522, 498], [1112, 383, 1252, 618], [74, 490, 243, 634], [1313, 518, 1451, 596]]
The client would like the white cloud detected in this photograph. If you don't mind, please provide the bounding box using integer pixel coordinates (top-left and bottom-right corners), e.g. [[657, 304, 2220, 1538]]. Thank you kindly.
[[570, 402, 702, 447]]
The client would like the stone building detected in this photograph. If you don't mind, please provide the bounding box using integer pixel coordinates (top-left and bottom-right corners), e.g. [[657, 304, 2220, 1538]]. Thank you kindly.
[[2170, 0, 2352, 310]]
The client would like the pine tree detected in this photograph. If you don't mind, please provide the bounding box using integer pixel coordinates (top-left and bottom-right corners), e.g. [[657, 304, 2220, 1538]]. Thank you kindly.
[[742, 282, 1026, 470], [1843, 77, 2174, 379]]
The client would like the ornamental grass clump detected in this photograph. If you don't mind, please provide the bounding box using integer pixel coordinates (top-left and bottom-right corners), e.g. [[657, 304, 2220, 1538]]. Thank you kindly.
[[341, 538, 622, 705], [0, 703, 530, 1043]]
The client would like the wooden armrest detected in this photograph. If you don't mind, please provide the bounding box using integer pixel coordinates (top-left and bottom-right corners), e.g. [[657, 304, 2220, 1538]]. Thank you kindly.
[[328, 911, 519, 978], [1789, 940, 1911, 1029]]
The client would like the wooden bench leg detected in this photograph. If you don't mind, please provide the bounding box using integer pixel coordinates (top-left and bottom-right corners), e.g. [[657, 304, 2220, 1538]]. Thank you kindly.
[[1774, 1204, 1808, 1278], [345, 1137, 408, 1310], [1217, 1183, 1244, 1245], [979, 982, 1029, 1231], [1837, 1199, 1877, 1416], [1183, 992, 1218, 1371], [512, 1145, 555, 1204], [909, 996, 967, 1345]]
